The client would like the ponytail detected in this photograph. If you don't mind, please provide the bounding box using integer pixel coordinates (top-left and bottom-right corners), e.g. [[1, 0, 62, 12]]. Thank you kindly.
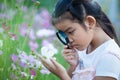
[[96, 11, 120, 46], [73, 0, 120, 46]]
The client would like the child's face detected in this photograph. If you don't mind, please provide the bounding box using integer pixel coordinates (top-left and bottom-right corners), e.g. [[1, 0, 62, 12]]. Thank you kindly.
[[55, 19, 93, 51]]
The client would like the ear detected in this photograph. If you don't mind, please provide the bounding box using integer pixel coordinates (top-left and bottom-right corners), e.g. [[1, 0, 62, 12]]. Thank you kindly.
[[84, 15, 96, 30]]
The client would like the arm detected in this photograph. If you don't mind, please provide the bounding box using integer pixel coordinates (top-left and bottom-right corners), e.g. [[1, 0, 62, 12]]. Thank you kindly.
[[94, 76, 116, 80], [67, 65, 77, 78]]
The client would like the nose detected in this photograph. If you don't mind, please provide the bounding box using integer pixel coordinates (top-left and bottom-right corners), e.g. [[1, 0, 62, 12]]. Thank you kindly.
[[68, 37, 73, 44]]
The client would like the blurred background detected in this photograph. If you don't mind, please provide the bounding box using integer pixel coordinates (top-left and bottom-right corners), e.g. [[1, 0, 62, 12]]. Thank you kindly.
[[96, 0, 120, 40], [0, 0, 120, 80]]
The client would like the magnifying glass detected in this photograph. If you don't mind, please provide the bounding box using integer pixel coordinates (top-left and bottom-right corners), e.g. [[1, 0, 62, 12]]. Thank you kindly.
[[56, 30, 70, 48]]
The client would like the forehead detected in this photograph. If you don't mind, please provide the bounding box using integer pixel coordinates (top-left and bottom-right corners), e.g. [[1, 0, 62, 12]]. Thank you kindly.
[[55, 19, 76, 31]]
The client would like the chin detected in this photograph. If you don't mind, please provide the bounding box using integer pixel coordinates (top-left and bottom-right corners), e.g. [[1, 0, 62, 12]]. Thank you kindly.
[[77, 47, 86, 51]]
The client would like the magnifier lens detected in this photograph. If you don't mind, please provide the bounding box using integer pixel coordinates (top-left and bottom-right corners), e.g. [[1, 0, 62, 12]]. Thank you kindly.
[[58, 32, 67, 43], [56, 30, 69, 45]]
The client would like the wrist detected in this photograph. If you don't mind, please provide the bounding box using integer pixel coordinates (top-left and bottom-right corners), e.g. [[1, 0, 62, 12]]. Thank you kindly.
[[69, 63, 78, 70], [69, 60, 79, 68], [60, 73, 71, 80]]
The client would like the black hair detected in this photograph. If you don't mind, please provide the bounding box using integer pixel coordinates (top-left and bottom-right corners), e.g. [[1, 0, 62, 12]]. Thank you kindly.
[[52, 0, 120, 46]]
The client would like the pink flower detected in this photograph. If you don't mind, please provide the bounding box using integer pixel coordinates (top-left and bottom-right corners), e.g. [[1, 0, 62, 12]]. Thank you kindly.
[[29, 41, 39, 51], [30, 69, 36, 76]]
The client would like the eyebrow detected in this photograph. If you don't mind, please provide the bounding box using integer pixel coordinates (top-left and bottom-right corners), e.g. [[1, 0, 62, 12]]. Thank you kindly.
[[64, 27, 73, 32]]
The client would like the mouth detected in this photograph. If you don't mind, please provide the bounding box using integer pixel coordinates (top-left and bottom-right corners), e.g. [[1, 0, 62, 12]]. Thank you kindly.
[[70, 44, 79, 48]]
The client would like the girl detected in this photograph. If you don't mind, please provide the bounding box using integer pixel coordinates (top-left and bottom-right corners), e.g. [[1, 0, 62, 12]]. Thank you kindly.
[[39, 0, 120, 80]]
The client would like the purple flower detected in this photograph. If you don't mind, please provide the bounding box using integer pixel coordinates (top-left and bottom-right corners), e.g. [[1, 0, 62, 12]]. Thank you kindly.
[[42, 20, 51, 29], [29, 41, 39, 51], [40, 69, 50, 75], [21, 6, 27, 12], [19, 61, 26, 68], [29, 29, 36, 40], [30, 69, 36, 76], [19, 23, 29, 37], [27, 55, 36, 67], [40, 9, 51, 21], [40, 9, 51, 28], [18, 51, 28, 61], [42, 40, 50, 46], [11, 54, 18, 62], [0, 50, 2, 55], [0, 13, 6, 19]]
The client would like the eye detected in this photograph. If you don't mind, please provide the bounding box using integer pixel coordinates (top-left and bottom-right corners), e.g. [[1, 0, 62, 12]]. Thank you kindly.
[[68, 30, 75, 35]]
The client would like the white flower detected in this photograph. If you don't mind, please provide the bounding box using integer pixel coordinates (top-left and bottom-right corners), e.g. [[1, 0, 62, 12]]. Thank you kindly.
[[40, 69, 50, 75], [34, 60, 42, 68], [0, 40, 3, 48], [21, 72, 28, 77], [41, 44, 58, 59], [36, 29, 55, 38]]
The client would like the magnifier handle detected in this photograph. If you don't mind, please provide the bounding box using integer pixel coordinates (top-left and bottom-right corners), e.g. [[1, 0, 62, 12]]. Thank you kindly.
[[67, 45, 72, 49]]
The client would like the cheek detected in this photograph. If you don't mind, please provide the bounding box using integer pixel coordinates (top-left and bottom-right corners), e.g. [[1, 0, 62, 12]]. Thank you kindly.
[[75, 32, 92, 50]]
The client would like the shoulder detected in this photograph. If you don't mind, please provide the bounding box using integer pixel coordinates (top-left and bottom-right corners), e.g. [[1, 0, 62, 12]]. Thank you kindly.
[[95, 52, 120, 80]]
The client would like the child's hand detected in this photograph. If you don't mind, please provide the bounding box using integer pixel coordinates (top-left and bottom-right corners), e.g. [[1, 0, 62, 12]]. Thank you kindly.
[[63, 46, 79, 67], [39, 55, 71, 80]]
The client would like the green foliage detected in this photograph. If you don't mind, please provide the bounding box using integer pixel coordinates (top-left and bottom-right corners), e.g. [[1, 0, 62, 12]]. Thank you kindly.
[[0, 0, 69, 80], [0, 0, 58, 12]]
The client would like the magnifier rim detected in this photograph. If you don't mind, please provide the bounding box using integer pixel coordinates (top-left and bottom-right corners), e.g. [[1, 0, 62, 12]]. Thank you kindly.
[[56, 30, 69, 45]]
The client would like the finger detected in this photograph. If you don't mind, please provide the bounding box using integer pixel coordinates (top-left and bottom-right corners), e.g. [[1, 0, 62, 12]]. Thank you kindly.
[[62, 52, 72, 56], [39, 57, 56, 71], [62, 50, 77, 58], [64, 45, 68, 49], [50, 58, 61, 68], [39, 55, 52, 67], [63, 49, 74, 54], [38, 55, 45, 62], [64, 55, 74, 60]]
